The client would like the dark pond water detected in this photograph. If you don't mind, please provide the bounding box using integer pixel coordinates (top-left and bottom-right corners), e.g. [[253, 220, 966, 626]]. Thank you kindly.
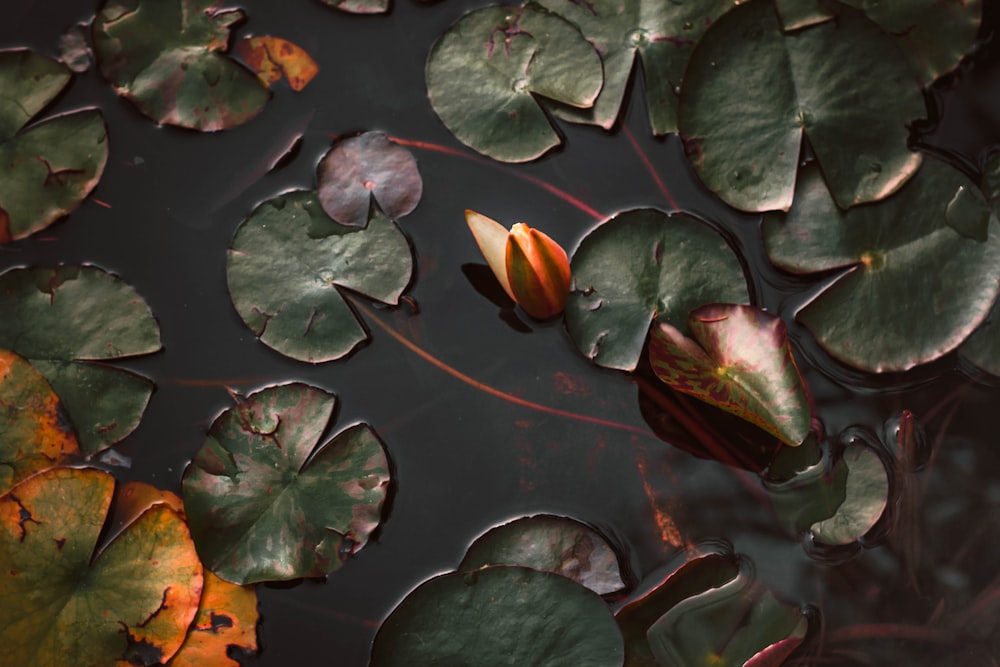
[[4, 1, 1000, 664]]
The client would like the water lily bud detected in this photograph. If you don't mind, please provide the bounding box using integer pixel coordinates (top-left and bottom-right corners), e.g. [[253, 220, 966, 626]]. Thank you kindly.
[[505, 222, 571, 320]]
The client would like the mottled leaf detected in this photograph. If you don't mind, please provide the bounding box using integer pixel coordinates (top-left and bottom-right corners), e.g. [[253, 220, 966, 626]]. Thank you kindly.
[[811, 444, 889, 546], [182, 383, 391, 584], [232, 36, 319, 91], [320, 0, 389, 14], [168, 571, 259, 667]]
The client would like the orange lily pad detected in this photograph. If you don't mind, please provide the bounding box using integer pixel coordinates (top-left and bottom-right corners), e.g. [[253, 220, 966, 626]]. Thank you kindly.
[[168, 571, 259, 666], [232, 36, 319, 92]]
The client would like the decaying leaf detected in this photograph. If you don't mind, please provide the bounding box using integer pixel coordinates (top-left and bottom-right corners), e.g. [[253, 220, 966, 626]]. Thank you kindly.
[[232, 36, 319, 91]]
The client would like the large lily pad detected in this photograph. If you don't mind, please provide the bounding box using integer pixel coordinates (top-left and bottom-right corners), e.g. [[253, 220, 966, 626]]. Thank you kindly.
[[182, 383, 391, 584], [566, 208, 749, 371], [678, 0, 925, 212], [763, 159, 1000, 372], [426, 3, 603, 162], [370, 566, 624, 666], [648, 304, 812, 446], [93, 0, 270, 131], [537, 0, 735, 134], [0, 49, 108, 241], [0, 265, 161, 454], [0, 467, 203, 666]]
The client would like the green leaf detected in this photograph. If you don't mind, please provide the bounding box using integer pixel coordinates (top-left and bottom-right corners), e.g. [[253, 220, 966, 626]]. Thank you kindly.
[[649, 304, 813, 446], [763, 159, 1000, 372], [566, 208, 749, 371], [810, 444, 889, 545], [320, 0, 388, 14], [226, 190, 413, 363], [536, 0, 736, 134], [317, 131, 422, 227], [182, 383, 391, 584], [426, 3, 603, 162], [0, 49, 108, 241], [764, 435, 849, 534], [370, 566, 624, 666], [959, 314, 1000, 377], [0, 266, 161, 454], [459, 515, 626, 595], [678, 0, 925, 212], [0, 467, 203, 666], [773, 0, 835, 30], [93, 0, 270, 131]]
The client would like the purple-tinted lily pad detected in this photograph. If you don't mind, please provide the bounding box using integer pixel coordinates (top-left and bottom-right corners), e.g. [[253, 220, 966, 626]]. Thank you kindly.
[[317, 132, 422, 227], [182, 383, 391, 584], [320, 0, 388, 14]]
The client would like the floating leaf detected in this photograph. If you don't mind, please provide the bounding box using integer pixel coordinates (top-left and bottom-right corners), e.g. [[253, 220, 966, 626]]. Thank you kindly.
[[679, 0, 925, 212], [232, 36, 319, 91], [773, 0, 835, 30], [182, 383, 391, 584], [0, 49, 108, 241], [58, 24, 94, 73], [426, 3, 603, 162], [320, 0, 389, 14], [227, 191, 413, 363], [168, 571, 259, 667], [959, 315, 1000, 377], [649, 304, 812, 446], [0, 467, 203, 666], [459, 515, 625, 595], [317, 131, 422, 227], [93, 0, 270, 131], [764, 435, 848, 534], [566, 208, 749, 371], [763, 159, 1000, 372], [0, 349, 79, 494], [0, 265, 161, 454], [810, 444, 889, 546], [370, 566, 624, 666]]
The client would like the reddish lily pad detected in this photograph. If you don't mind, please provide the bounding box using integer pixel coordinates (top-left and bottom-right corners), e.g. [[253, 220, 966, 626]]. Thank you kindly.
[[317, 131, 423, 227], [648, 304, 812, 446], [320, 0, 389, 14], [168, 571, 259, 667], [93, 0, 270, 131], [182, 383, 391, 584], [426, 3, 603, 162], [0, 49, 108, 241], [232, 36, 319, 91], [0, 467, 203, 666], [459, 514, 626, 595]]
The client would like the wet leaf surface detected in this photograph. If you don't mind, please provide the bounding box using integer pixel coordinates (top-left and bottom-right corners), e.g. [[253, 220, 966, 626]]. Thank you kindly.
[[566, 208, 749, 371], [182, 383, 391, 584], [232, 36, 319, 91], [810, 444, 889, 546], [320, 0, 389, 14], [649, 304, 813, 446], [0, 49, 108, 241], [0, 467, 202, 666], [317, 131, 422, 227], [426, 3, 603, 162], [765, 435, 849, 534], [0, 265, 161, 454], [168, 571, 259, 667], [459, 514, 625, 595], [764, 159, 1000, 372], [93, 0, 270, 131], [370, 565, 624, 666], [227, 190, 413, 362], [679, 0, 925, 212]]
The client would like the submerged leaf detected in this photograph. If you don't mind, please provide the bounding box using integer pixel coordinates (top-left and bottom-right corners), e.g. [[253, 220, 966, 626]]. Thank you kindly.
[[232, 36, 319, 91]]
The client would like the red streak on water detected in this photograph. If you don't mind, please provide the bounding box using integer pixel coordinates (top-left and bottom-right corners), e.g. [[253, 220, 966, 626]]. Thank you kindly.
[[634, 448, 685, 551], [622, 125, 678, 211], [92, 199, 112, 209]]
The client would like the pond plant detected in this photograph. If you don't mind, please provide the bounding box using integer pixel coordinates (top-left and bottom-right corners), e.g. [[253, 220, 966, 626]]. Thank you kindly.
[[2, 0, 1000, 665]]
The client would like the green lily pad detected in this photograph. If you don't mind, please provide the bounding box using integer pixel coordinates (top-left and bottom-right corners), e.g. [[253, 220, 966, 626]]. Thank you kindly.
[[370, 566, 624, 666], [0, 49, 108, 241], [227, 190, 412, 363], [763, 159, 1000, 372], [678, 0, 925, 212], [426, 3, 603, 162], [566, 208, 749, 371], [93, 0, 270, 131], [182, 383, 391, 584], [459, 515, 625, 595], [320, 0, 388, 14], [0, 467, 203, 666], [773, 0, 835, 30], [810, 444, 889, 546], [648, 304, 813, 446], [764, 435, 849, 534], [317, 131, 422, 227], [0, 266, 161, 454], [959, 316, 1000, 377], [536, 0, 735, 134]]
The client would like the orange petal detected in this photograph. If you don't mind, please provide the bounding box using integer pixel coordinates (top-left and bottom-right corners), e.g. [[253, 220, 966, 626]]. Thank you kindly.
[[465, 209, 515, 300], [505, 223, 571, 320]]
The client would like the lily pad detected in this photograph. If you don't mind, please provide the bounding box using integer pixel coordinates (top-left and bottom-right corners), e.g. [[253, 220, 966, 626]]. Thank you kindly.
[[426, 3, 603, 162], [0, 265, 161, 454], [537, 0, 735, 134], [317, 131, 423, 227], [320, 0, 389, 14], [678, 0, 926, 212], [93, 0, 270, 131], [0, 349, 79, 494], [370, 566, 624, 666], [459, 514, 626, 595], [0, 49, 108, 241], [648, 304, 813, 446], [763, 159, 1000, 372], [810, 444, 889, 546], [959, 315, 1000, 377], [764, 435, 849, 534], [168, 571, 259, 667], [182, 383, 391, 584], [566, 208, 749, 371], [227, 190, 413, 363], [232, 36, 319, 91], [773, 0, 835, 30], [0, 467, 203, 666]]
